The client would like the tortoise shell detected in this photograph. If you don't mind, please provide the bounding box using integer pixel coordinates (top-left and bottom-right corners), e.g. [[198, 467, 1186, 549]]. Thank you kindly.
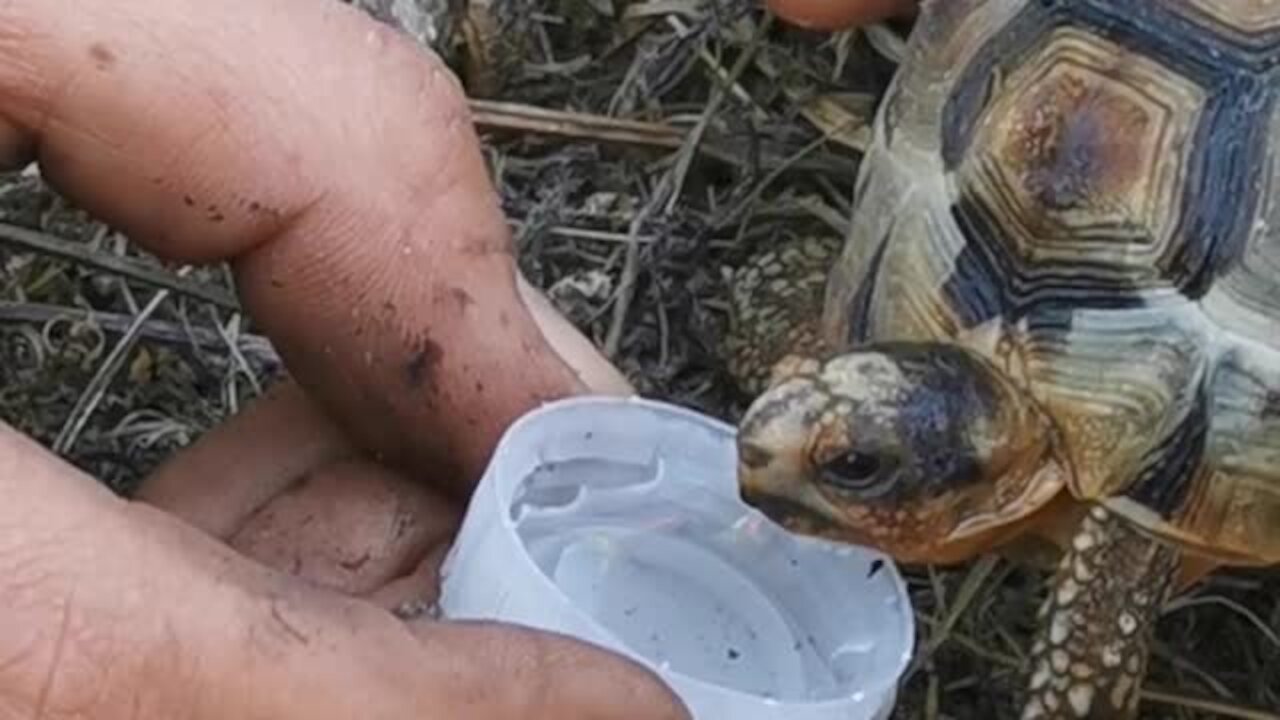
[[729, 2, 1280, 714], [744, 0, 1280, 568]]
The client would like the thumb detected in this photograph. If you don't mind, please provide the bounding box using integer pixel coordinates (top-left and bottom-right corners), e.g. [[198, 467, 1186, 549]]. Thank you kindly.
[[0, 416, 688, 720], [404, 618, 691, 719]]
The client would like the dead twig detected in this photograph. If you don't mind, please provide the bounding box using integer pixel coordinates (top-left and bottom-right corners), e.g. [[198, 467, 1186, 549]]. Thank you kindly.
[[470, 98, 686, 147], [468, 97, 851, 176], [907, 555, 1003, 680], [660, 13, 773, 214], [0, 222, 240, 310], [602, 12, 772, 356], [0, 301, 278, 362], [1141, 688, 1280, 720], [1165, 593, 1280, 651], [52, 272, 185, 454]]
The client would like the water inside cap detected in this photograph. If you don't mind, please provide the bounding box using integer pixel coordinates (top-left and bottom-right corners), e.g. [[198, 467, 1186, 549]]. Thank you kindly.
[[438, 396, 915, 719]]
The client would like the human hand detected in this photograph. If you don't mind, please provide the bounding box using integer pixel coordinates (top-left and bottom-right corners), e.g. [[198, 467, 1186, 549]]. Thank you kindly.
[[0, 0, 688, 718], [765, 0, 916, 30]]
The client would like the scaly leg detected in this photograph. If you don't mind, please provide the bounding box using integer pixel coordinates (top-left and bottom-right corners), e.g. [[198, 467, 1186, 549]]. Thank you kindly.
[[722, 234, 842, 396], [1020, 506, 1180, 719]]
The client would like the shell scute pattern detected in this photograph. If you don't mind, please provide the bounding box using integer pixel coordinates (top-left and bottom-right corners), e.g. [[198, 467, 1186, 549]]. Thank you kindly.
[[819, 0, 1280, 562], [725, 234, 845, 395]]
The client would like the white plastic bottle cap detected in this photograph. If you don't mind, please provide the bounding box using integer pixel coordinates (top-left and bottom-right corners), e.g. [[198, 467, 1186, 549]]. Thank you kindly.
[[437, 396, 915, 720]]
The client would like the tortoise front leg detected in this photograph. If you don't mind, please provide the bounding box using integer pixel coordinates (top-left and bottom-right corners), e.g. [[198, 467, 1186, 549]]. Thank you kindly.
[[1020, 506, 1180, 719]]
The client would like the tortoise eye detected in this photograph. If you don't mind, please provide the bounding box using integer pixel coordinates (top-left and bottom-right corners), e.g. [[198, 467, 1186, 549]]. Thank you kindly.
[[819, 451, 885, 491]]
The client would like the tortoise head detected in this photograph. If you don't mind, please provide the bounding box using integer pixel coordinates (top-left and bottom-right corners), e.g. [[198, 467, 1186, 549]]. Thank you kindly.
[[736, 342, 1069, 565]]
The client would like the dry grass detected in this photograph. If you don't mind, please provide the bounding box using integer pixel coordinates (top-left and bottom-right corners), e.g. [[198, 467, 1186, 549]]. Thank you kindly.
[[0, 1, 1274, 717]]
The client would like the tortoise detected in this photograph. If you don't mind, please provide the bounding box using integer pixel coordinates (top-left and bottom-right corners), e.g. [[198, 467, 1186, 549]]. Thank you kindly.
[[724, 1, 1280, 717]]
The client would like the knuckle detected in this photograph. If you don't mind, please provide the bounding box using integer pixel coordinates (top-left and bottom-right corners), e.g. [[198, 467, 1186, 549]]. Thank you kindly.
[[355, 20, 474, 165]]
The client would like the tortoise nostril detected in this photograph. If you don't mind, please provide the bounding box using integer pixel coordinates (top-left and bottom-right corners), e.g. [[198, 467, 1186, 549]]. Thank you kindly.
[[738, 441, 773, 470]]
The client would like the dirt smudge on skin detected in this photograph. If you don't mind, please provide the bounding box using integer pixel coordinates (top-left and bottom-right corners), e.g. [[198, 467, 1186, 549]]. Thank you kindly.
[[446, 286, 475, 311], [339, 552, 372, 572], [404, 335, 444, 389], [282, 472, 313, 495], [88, 43, 116, 70]]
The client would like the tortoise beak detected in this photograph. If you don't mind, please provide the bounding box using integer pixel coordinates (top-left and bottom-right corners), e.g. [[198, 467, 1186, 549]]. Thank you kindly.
[[740, 487, 851, 538], [735, 439, 799, 505], [737, 441, 849, 538], [737, 440, 793, 513]]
